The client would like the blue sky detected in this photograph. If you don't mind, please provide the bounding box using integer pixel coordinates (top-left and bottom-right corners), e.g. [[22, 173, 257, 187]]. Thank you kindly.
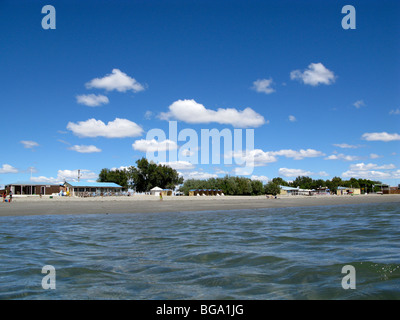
[[1, 0, 399, 187]]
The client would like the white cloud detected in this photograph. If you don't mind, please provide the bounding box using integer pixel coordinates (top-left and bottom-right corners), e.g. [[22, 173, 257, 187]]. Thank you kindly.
[[353, 100, 365, 109], [271, 149, 325, 160], [251, 175, 269, 183], [144, 110, 153, 120], [30, 169, 99, 183], [348, 163, 396, 171], [333, 143, 359, 149], [342, 162, 399, 180], [57, 169, 98, 181], [362, 132, 400, 142], [159, 99, 265, 128], [290, 62, 336, 86], [342, 170, 400, 180], [252, 78, 275, 94], [370, 153, 382, 159], [0, 164, 19, 174], [20, 140, 39, 149], [214, 168, 229, 175], [389, 108, 400, 115], [67, 118, 143, 138], [279, 168, 328, 178], [288, 115, 297, 122], [229, 148, 325, 168], [30, 176, 62, 184], [68, 145, 102, 153], [231, 148, 325, 167], [179, 171, 218, 180], [230, 149, 277, 167], [325, 153, 361, 161], [85, 69, 145, 93], [278, 168, 313, 177], [132, 139, 178, 152], [159, 161, 195, 170], [76, 94, 109, 107]]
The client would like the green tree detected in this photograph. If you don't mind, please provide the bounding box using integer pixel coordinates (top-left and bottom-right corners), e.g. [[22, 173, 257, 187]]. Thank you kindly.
[[272, 177, 289, 186], [127, 158, 183, 192], [251, 180, 265, 195], [264, 181, 280, 196], [292, 176, 313, 189], [98, 168, 128, 189]]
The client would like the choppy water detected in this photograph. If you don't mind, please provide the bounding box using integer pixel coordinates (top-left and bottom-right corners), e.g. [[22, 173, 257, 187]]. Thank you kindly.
[[0, 203, 399, 300]]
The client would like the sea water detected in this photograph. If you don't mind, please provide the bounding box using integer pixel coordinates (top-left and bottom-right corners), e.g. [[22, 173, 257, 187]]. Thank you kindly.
[[0, 203, 399, 299]]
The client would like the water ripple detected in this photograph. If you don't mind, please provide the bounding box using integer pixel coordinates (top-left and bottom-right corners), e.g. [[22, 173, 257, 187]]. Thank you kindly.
[[0, 203, 399, 299]]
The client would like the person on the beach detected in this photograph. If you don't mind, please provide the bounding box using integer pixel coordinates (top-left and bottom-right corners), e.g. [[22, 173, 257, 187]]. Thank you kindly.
[[2, 191, 6, 202], [159, 193, 163, 201], [9, 190, 12, 203]]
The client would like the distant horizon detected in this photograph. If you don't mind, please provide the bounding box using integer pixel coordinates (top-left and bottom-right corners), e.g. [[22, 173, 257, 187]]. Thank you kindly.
[[1, 1, 399, 188]]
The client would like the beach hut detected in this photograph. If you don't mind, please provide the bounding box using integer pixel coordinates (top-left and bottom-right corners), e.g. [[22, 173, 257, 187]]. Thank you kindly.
[[161, 189, 173, 196], [150, 186, 163, 196], [279, 185, 299, 196], [64, 181, 123, 197], [5, 181, 61, 196]]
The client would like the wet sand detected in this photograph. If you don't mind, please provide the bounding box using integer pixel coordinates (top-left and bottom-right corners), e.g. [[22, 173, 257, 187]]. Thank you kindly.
[[0, 194, 399, 217]]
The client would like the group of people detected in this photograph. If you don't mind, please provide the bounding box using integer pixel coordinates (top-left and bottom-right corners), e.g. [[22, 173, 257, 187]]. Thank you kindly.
[[2, 190, 12, 203]]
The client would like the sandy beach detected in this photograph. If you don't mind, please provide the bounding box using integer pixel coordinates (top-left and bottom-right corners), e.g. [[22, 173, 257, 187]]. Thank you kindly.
[[0, 194, 399, 217]]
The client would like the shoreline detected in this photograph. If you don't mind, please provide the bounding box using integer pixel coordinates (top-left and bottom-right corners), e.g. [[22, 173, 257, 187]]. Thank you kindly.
[[0, 194, 399, 217]]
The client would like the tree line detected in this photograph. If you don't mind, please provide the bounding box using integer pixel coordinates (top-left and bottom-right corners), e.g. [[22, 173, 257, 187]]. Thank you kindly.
[[98, 157, 183, 192], [98, 157, 382, 195]]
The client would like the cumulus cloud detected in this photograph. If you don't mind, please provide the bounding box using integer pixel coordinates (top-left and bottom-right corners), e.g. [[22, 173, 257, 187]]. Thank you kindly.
[[76, 94, 109, 107], [325, 153, 361, 161], [85, 69, 145, 93], [30, 176, 62, 184], [231, 148, 325, 167], [57, 169, 98, 181], [132, 139, 178, 152], [230, 149, 277, 167], [20, 140, 39, 149], [389, 108, 400, 115], [290, 62, 336, 86], [67, 118, 143, 138], [333, 143, 359, 149], [30, 169, 99, 183], [0, 164, 19, 174], [179, 171, 218, 180], [288, 115, 297, 122], [252, 78, 275, 94], [271, 149, 325, 160], [348, 163, 396, 171], [362, 132, 400, 142], [159, 99, 265, 128], [278, 168, 328, 178], [342, 162, 398, 180], [251, 175, 269, 183], [68, 145, 102, 153], [159, 161, 195, 170], [353, 100, 365, 109], [369, 153, 382, 159]]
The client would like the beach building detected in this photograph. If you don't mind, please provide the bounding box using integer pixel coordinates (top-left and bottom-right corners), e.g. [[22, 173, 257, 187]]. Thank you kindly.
[[188, 189, 223, 196], [336, 186, 361, 195], [279, 186, 300, 195], [150, 186, 163, 196], [64, 181, 122, 197], [5, 181, 61, 196], [161, 189, 173, 196]]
